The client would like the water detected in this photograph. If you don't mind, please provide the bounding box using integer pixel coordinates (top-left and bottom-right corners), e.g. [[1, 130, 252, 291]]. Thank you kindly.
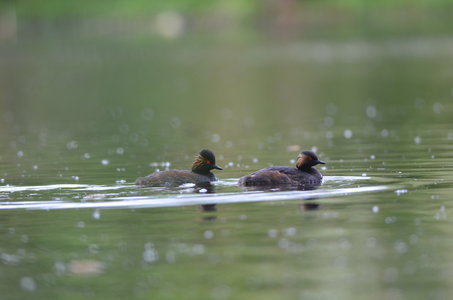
[[1, 29, 453, 299]]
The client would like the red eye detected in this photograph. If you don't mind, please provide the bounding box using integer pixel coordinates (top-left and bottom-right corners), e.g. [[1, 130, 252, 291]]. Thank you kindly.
[[206, 160, 212, 164], [307, 157, 313, 161]]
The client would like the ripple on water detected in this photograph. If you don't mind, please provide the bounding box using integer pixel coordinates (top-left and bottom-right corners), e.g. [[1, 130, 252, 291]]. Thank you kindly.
[[0, 176, 390, 210]]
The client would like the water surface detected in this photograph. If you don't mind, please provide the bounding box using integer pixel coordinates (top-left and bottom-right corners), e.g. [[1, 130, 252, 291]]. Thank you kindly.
[[1, 30, 453, 299]]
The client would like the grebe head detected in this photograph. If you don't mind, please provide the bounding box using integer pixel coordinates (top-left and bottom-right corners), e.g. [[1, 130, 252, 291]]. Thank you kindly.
[[191, 149, 222, 174], [295, 150, 325, 170]]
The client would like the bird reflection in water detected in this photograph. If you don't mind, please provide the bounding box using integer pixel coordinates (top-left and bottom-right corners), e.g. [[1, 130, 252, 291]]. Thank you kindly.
[[196, 182, 218, 213]]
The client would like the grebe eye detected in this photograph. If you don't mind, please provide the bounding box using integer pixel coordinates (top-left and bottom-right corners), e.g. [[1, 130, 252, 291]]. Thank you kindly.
[[206, 160, 212, 164], [307, 157, 313, 161]]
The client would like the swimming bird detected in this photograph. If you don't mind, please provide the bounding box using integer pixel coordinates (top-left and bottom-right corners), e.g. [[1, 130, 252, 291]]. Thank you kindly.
[[136, 149, 222, 187], [238, 150, 325, 187]]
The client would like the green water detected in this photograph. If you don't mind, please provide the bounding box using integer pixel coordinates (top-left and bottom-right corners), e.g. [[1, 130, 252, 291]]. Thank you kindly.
[[1, 29, 453, 299]]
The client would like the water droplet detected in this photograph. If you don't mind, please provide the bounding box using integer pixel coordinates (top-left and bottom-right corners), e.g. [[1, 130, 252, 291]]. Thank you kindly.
[[283, 227, 297, 237], [324, 116, 334, 127], [54, 261, 67, 275], [83, 153, 91, 159], [381, 129, 389, 137], [101, 159, 110, 166], [366, 106, 377, 118], [252, 158, 259, 163], [1, 253, 20, 265], [192, 244, 205, 255], [92, 209, 101, 220], [141, 108, 154, 121], [414, 136, 422, 144], [116, 147, 124, 155], [155, 11, 185, 38], [20, 277, 36, 292], [394, 241, 408, 254], [268, 229, 278, 238], [385, 216, 397, 224], [433, 102, 443, 114], [343, 129, 353, 139], [32, 165, 39, 171], [211, 134, 221, 143], [204, 230, 214, 239], [143, 243, 159, 263], [370, 155, 376, 160], [17, 150, 24, 158], [115, 179, 126, 184], [66, 140, 78, 150], [199, 188, 207, 193], [20, 235, 29, 243], [372, 206, 379, 214], [88, 244, 99, 254], [434, 205, 447, 220], [71, 176, 80, 181], [278, 238, 290, 249]]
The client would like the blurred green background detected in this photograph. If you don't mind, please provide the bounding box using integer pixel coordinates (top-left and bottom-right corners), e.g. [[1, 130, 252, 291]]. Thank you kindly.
[[2, 0, 453, 38]]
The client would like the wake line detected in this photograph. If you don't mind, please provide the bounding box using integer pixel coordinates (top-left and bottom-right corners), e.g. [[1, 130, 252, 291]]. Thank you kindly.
[[0, 185, 388, 210]]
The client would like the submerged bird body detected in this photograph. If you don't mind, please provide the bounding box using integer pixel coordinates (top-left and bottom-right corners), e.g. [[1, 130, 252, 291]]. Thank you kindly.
[[239, 150, 325, 187], [239, 166, 323, 186], [135, 170, 215, 187], [136, 149, 222, 187]]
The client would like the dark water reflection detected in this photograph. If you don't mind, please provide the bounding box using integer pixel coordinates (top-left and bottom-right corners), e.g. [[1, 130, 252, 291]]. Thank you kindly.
[[1, 30, 453, 299]]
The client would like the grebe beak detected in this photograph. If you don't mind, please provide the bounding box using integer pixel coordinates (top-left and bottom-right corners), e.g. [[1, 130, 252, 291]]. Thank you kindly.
[[316, 160, 326, 165], [213, 165, 223, 170]]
